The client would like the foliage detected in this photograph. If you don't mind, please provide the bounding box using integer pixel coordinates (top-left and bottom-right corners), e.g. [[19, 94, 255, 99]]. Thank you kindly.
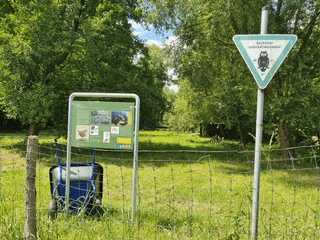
[[1, 130, 320, 239], [165, 79, 202, 132], [136, 44, 169, 128], [146, 0, 320, 147], [0, 0, 167, 133]]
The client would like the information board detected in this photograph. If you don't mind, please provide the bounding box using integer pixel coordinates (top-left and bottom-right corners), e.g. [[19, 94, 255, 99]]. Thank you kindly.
[[70, 101, 135, 150]]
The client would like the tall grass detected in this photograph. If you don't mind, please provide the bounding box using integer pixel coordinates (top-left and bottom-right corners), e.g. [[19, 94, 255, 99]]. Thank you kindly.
[[0, 131, 319, 239]]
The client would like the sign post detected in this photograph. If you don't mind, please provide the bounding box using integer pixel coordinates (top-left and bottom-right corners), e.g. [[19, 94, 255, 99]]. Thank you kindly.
[[65, 92, 140, 221], [233, 6, 297, 240], [251, 7, 267, 240]]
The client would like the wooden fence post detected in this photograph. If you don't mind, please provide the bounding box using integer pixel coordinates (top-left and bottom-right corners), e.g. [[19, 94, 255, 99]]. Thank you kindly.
[[24, 135, 38, 240]]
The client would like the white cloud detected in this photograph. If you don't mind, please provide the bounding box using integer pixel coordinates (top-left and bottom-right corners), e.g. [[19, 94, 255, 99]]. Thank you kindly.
[[129, 19, 173, 48], [167, 68, 178, 81], [165, 35, 179, 46], [129, 19, 144, 36], [133, 52, 144, 65], [129, 19, 143, 31], [169, 84, 180, 92], [145, 39, 164, 48], [128, 19, 140, 29], [166, 68, 179, 92], [165, 83, 180, 93]]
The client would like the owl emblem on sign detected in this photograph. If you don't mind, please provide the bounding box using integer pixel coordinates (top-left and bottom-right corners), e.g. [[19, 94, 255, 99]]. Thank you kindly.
[[258, 51, 269, 72]]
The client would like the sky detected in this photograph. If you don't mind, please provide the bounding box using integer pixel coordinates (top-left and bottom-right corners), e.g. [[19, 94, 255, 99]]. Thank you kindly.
[[129, 20, 179, 92], [129, 20, 175, 47]]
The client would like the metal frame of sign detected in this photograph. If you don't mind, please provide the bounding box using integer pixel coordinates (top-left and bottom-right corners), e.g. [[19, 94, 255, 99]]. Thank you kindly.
[[65, 92, 140, 220]]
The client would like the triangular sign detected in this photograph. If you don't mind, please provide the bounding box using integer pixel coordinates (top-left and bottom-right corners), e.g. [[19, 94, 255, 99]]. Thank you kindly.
[[233, 34, 297, 89]]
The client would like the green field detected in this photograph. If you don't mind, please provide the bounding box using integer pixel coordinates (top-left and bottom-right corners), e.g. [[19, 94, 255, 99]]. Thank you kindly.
[[0, 131, 320, 239]]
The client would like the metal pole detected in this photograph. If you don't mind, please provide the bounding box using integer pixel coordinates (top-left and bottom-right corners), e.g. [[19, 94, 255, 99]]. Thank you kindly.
[[251, 6, 268, 240], [131, 95, 140, 221], [65, 94, 74, 212]]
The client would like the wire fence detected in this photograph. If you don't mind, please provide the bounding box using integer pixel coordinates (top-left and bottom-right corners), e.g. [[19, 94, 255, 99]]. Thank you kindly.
[[0, 141, 320, 239]]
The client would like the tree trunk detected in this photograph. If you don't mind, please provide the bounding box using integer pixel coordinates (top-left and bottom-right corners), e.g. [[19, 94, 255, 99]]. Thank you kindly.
[[278, 121, 291, 160], [200, 123, 203, 137], [238, 120, 245, 150], [28, 125, 40, 136]]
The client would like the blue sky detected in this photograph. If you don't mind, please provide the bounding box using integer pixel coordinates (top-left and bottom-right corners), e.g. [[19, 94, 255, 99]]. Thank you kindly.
[[129, 20, 174, 47], [129, 20, 179, 92]]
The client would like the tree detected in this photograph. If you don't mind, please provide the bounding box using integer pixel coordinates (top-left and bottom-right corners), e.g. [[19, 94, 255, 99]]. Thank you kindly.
[[0, 0, 168, 133], [166, 79, 202, 131], [131, 44, 169, 128], [146, 0, 320, 147]]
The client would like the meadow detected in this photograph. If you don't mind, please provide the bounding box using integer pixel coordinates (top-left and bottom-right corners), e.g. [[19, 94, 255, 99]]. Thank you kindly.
[[0, 130, 320, 239]]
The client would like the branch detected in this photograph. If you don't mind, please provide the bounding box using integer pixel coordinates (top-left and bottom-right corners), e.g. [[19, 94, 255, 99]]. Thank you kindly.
[[43, 0, 87, 83], [73, 0, 86, 32], [211, 35, 234, 50], [276, 0, 283, 16], [229, 14, 239, 33], [297, 11, 320, 56], [293, 8, 302, 34]]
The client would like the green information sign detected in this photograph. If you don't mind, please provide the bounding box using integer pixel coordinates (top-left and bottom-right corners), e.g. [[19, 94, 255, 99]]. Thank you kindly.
[[71, 101, 135, 150]]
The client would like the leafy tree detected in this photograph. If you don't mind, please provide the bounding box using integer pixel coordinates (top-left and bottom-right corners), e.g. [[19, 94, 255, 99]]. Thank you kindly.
[[0, 0, 167, 134], [166, 79, 201, 131], [265, 0, 320, 147], [146, 0, 320, 147], [131, 44, 169, 128]]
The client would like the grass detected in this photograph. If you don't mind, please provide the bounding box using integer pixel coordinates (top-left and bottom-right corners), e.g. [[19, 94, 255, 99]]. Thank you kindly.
[[0, 130, 320, 239], [0, 130, 241, 149]]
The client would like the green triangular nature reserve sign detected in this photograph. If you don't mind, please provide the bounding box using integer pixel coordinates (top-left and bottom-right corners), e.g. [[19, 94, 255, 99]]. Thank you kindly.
[[233, 34, 297, 89]]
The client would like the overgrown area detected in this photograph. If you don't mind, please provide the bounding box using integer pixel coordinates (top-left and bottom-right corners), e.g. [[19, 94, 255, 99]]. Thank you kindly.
[[147, 0, 320, 148], [0, 0, 169, 133], [1, 131, 320, 239], [1, 0, 320, 149], [1, 1, 320, 238]]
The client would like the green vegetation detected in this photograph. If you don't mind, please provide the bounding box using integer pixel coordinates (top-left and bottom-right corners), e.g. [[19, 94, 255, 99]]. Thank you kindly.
[[0, 0, 168, 133], [1, 0, 319, 148], [1, 131, 320, 239], [0, 0, 320, 238], [146, 0, 320, 147]]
